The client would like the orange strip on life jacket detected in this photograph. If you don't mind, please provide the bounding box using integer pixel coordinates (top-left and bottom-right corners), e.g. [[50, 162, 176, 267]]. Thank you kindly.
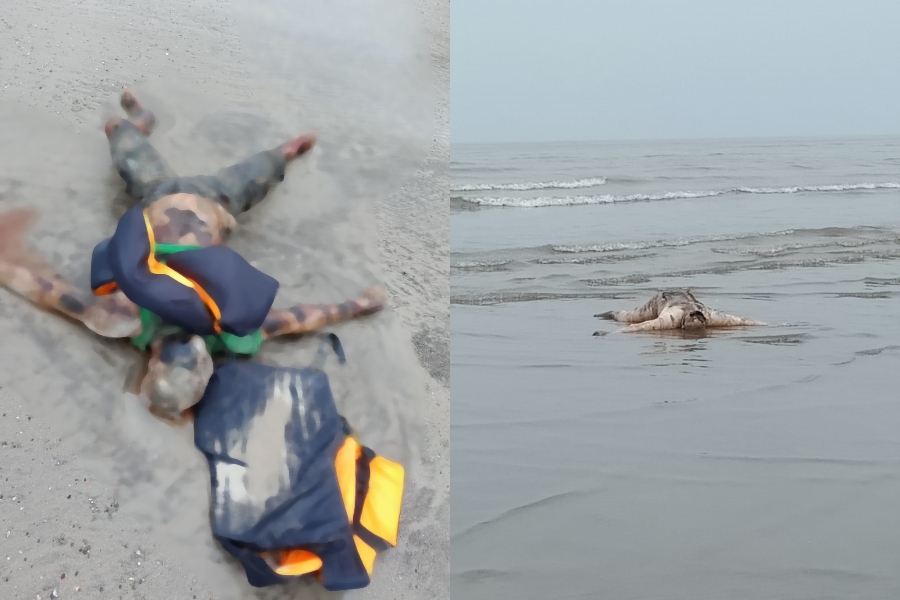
[[191, 284, 223, 334], [274, 549, 323, 577], [141, 211, 223, 333], [93, 281, 119, 296]]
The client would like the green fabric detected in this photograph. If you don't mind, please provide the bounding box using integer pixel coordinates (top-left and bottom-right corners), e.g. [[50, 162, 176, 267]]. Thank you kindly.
[[205, 329, 264, 356], [154, 242, 202, 255], [130, 307, 264, 357], [127, 244, 263, 356], [130, 308, 163, 351]]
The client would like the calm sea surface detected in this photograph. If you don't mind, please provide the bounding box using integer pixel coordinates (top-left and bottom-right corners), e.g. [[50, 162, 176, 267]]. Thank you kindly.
[[452, 138, 900, 600]]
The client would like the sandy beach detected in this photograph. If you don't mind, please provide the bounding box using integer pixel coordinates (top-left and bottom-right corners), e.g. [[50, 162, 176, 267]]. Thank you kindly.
[[0, 0, 448, 598]]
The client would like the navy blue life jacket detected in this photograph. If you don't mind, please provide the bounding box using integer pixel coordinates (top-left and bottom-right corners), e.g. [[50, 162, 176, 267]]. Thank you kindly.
[[193, 356, 404, 591], [89, 205, 279, 337]]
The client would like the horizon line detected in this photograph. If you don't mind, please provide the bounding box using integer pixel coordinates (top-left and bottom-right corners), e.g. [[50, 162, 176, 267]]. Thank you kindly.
[[451, 132, 900, 146]]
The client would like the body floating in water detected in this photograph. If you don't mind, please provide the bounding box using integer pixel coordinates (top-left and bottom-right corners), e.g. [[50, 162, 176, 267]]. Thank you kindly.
[[0, 91, 386, 420], [593, 290, 765, 335]]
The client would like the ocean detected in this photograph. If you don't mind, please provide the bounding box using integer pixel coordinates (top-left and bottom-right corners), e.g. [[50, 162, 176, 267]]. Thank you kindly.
[[451, 137, 900, 599]]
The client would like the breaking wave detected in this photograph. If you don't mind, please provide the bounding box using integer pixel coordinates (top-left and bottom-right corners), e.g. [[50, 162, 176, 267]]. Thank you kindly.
[[736, 182, 900, 194], [551, 230, 796, 253], [451, 259, 514, 271], [463, 190, 722, 207], [450, 177, 607, 192], [458, 181, 900, 208]]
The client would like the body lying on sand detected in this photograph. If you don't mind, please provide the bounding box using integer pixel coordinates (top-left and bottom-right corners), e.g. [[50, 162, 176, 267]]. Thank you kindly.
[[0, 90, 385, 421], [594, 290, 765, 335]]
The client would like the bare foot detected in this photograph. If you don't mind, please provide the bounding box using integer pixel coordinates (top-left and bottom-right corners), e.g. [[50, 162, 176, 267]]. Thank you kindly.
[[279, 132, 318, 161], [104, 117, 124, 138], [359, 285, 387, 316], [119, 90, 157, 135]]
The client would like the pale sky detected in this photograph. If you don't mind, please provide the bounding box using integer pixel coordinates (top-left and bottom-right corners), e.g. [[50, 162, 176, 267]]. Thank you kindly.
[[452, 0, 900, 143]]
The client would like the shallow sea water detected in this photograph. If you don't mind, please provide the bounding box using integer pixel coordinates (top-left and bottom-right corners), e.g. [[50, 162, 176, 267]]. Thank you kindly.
[[452, 138, 900, 599]]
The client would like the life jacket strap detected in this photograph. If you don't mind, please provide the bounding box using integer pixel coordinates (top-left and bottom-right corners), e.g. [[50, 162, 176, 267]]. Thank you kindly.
[[313, 332, 347, 369], [140, 211, 223, 333], [92, 214, 226, 334]]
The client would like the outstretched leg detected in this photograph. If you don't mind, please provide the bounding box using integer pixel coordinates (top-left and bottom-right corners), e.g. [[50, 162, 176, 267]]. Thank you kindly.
[[260, 285, 385, 340], [706, 311, 766, 327], [595, 293, 663, 324], [104, 91, 176, 201], [117, 90, 157, 135], [211, 132, 317, 216]]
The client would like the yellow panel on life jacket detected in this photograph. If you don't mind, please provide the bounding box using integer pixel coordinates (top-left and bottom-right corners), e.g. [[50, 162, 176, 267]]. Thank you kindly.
[[353, 534, 377, 575], [275, 435, 404, 580], [360, 456, 405, 547], [335, 436, 362, 517]]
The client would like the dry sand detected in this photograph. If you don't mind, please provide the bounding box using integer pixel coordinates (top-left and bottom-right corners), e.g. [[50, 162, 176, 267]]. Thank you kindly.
[[0, 0, 448, 598]]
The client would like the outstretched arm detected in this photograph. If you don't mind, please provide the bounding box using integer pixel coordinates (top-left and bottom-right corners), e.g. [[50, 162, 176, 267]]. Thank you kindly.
[[0, 262, 142, 339], [706, 311, 765, 327], [260, 285, 386, 340], [595, 294, 661, 324], [0, 208, 142, 339], [615, 317, 669, 333]]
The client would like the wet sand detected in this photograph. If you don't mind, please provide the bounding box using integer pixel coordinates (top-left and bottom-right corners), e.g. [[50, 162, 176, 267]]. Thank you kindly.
[[0, 0, 448, 598]]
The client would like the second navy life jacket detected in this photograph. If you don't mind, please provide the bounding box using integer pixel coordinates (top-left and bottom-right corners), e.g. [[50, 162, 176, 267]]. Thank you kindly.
[[89, 205, 279, 339], [193, 356, 404, 591]]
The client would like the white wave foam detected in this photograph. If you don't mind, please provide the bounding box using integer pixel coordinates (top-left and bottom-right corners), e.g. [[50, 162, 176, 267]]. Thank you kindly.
[[451, 259, 513, 269], [551, 230, 795, 253], [450, 177, 607, 192], [459, 181, 900, 208], [711, 239, 880, 256], [737, 182, 900, 194], [463, 190, 723, 208]]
